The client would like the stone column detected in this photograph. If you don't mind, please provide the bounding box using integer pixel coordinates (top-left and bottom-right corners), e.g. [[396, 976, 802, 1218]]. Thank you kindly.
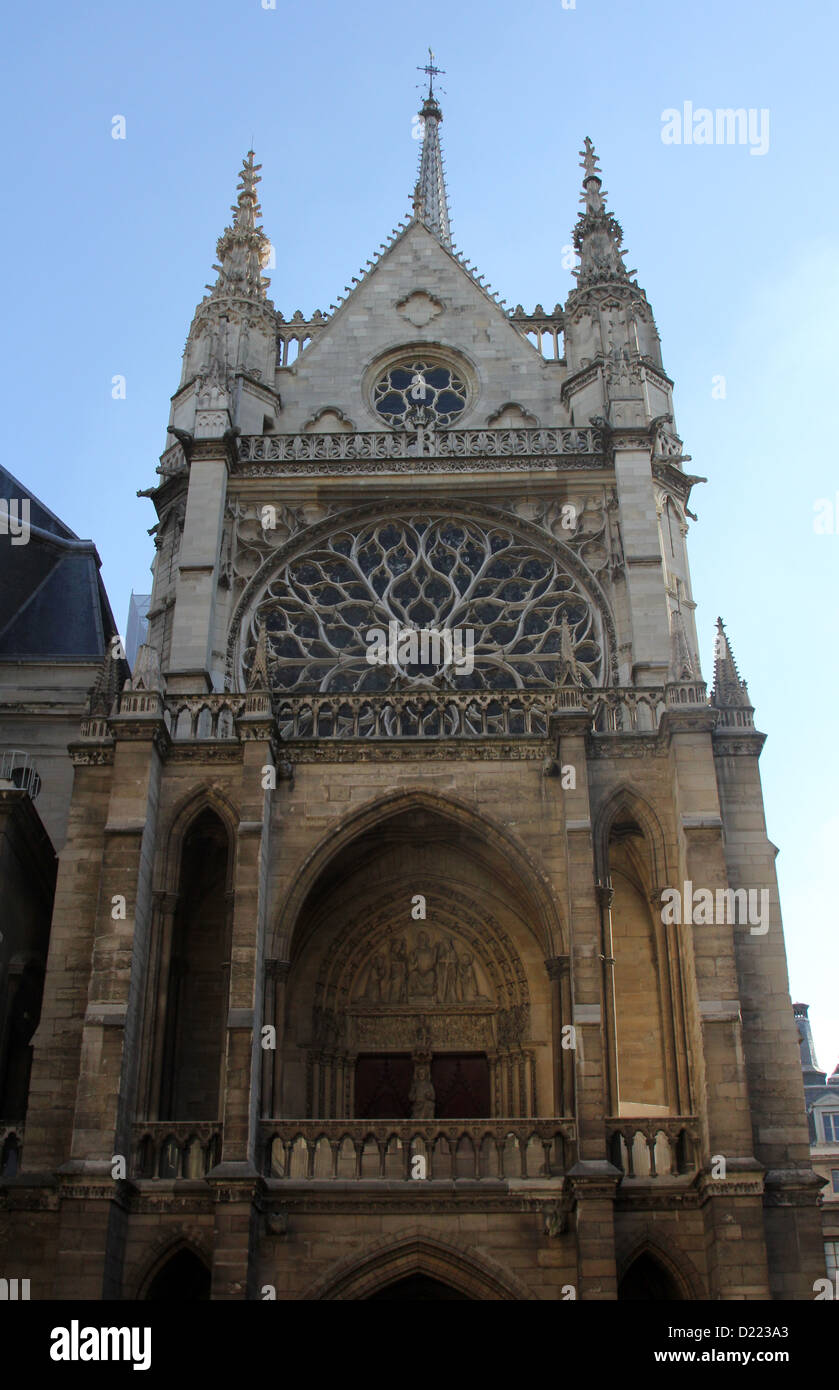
[[165, 423, 235, 694], [207, 697, 276, 1300], [52, 693, 167, 1298], [712, 717, 825, 1297], [545, 955, 573, 1115], [664, 703, 772, 1298], [568, 1166, 622, 1300], [611, 432, 671, 687]]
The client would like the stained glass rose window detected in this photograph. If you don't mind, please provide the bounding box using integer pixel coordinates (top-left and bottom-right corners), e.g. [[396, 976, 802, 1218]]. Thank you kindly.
[[372, 360, 467, 428], [242, 516, 604, 694]]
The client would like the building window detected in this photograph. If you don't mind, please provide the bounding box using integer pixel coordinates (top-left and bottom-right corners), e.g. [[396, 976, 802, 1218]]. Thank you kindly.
[[372, 359, 468, 429], [245, 515, 604, 694], [832, 1169, 839, 1194], [824, 1112, 839, 1142], [826, 1242, 839, 1279]]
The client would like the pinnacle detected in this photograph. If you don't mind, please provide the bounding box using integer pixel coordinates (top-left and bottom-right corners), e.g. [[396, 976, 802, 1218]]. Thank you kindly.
[[570, 136, 633, 290], [412, 63, 452, 248], [668, 606, 697, 682], [208, 150, 272, 304], [711, 617, 752, 708]]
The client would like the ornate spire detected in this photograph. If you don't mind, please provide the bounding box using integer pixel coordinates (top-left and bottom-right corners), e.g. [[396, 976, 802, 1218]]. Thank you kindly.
[[668, 605, 697, 682], [557, 614, 583, 686], [86, 646, 130, 716], [210, 151, 272, 302], [413, 51, 452, 248], [711, 617, 751, 708], [248, 619, 271, 691], [572, 137, 633, 289]]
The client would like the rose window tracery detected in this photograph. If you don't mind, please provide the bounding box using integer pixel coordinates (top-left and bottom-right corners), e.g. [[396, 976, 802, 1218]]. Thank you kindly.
[[242, 516, 604, 693], [372, 360, 467, 428]]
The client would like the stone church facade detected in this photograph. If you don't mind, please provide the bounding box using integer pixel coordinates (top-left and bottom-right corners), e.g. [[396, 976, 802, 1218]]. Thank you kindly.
[[0, 78, 824, 1300]]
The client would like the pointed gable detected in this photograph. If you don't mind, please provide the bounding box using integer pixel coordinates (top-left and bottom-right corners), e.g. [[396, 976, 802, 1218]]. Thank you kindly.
[[276, 221, 568, 433]]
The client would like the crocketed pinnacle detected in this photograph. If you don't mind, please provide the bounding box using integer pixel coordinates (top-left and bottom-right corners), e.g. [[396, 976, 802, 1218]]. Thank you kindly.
[[557, 614, 583, 686], [711, 617, 751, 708], [87, 645, 131, 715], [248, 619, 271, 691], [668, 606, 697, 682], [572, 137, 632, 289], [210, 151, 272, 301], [414, 89, 452, 248]]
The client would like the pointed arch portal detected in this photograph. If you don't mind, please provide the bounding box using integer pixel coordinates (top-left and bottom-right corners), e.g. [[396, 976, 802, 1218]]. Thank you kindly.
[[268, 790, 566, 1121]]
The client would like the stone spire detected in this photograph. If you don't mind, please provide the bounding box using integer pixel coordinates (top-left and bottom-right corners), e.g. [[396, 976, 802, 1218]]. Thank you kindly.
[[413, 52, 452, 248], [572, 138, 633, 289], [209, 151, 272, 302], [556, 614, 582, 686], [711, 617, 751, 708], [248, 619, 271, 691], [668, 605, 697, 682]]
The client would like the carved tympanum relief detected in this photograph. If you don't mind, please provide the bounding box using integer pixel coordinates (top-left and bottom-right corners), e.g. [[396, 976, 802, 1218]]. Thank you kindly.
[[357, 928, 488, 1006]]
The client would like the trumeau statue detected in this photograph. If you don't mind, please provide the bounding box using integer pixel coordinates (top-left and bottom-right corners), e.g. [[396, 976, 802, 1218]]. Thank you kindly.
[[408, 1062, 436, 1119]]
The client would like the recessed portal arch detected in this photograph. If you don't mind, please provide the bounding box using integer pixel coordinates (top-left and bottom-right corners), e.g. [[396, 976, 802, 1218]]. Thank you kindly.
[[264, 790, 568, 1121]]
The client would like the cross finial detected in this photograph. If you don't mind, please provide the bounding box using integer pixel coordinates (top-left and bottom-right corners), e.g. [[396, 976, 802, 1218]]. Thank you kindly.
[[418, 46, 444, 98]]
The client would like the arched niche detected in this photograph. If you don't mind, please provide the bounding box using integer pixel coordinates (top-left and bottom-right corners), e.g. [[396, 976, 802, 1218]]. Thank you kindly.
[[593, 788, 689, 1117], [145, 807, 235, 1122], [144, 1247, 211, 1301], [618, 1250, 688, 1301]]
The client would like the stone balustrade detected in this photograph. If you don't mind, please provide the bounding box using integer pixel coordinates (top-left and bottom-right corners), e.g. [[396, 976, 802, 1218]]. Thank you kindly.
[[605, 1116, 699, 1179], [132, 1123, 222, 1179], [259, 1118, 576, 1182], [154, 684, 710, 744]]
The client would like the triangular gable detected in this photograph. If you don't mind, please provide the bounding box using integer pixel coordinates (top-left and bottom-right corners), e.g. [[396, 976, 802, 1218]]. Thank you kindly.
[[276, 219, 559, 433]]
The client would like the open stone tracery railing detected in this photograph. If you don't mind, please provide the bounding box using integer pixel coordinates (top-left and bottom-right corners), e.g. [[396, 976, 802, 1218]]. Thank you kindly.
[[259, 1119, 575, 1182], [162, 697, 246, 741], [275, 691, 565, 741], [154, 684, 708, 743], [132, 1123, 222, 1180], [606, 1117, 700, 1180], [236, 426, 604, 465]]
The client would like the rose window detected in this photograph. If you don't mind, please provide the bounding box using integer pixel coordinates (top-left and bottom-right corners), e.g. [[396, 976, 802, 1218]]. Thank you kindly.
[[372, 360, 467, 428], [242, 517, 604, 694]]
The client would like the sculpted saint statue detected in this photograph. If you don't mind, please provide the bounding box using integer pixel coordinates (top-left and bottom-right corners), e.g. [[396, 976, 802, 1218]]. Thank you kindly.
[[387, 937, 408, 1004], [409, 1062, 436, 1120], [436, 936, 457, 1004], [456, 951, 479, 1002], [408, 930, 437, 1001], [363, 953, 386, 1002]]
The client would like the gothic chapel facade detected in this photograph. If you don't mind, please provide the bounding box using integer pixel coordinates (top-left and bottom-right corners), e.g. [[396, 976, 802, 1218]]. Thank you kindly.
[[2, 79, 824, 1300]]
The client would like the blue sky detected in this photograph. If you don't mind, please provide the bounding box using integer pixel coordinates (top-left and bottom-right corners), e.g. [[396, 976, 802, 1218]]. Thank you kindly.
[[2, 1, 837, 1068]]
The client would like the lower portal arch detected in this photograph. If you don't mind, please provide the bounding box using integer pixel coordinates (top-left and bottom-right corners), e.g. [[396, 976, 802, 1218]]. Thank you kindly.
[[304, 1233, 534, 1301]]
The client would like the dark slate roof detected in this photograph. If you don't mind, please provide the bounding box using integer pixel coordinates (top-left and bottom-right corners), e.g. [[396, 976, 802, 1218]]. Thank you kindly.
[[0, 465, 118, 660]]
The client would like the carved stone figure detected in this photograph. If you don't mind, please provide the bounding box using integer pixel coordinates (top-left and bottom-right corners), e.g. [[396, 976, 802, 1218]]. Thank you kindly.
[[363, 953, 386, 1002], [408, 1062, 436, 1119], [456, 950, 479, 1002], [408, 930, 437, 1000], [387, 937, 408, 1004], [436, 936, 457, 1003]]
